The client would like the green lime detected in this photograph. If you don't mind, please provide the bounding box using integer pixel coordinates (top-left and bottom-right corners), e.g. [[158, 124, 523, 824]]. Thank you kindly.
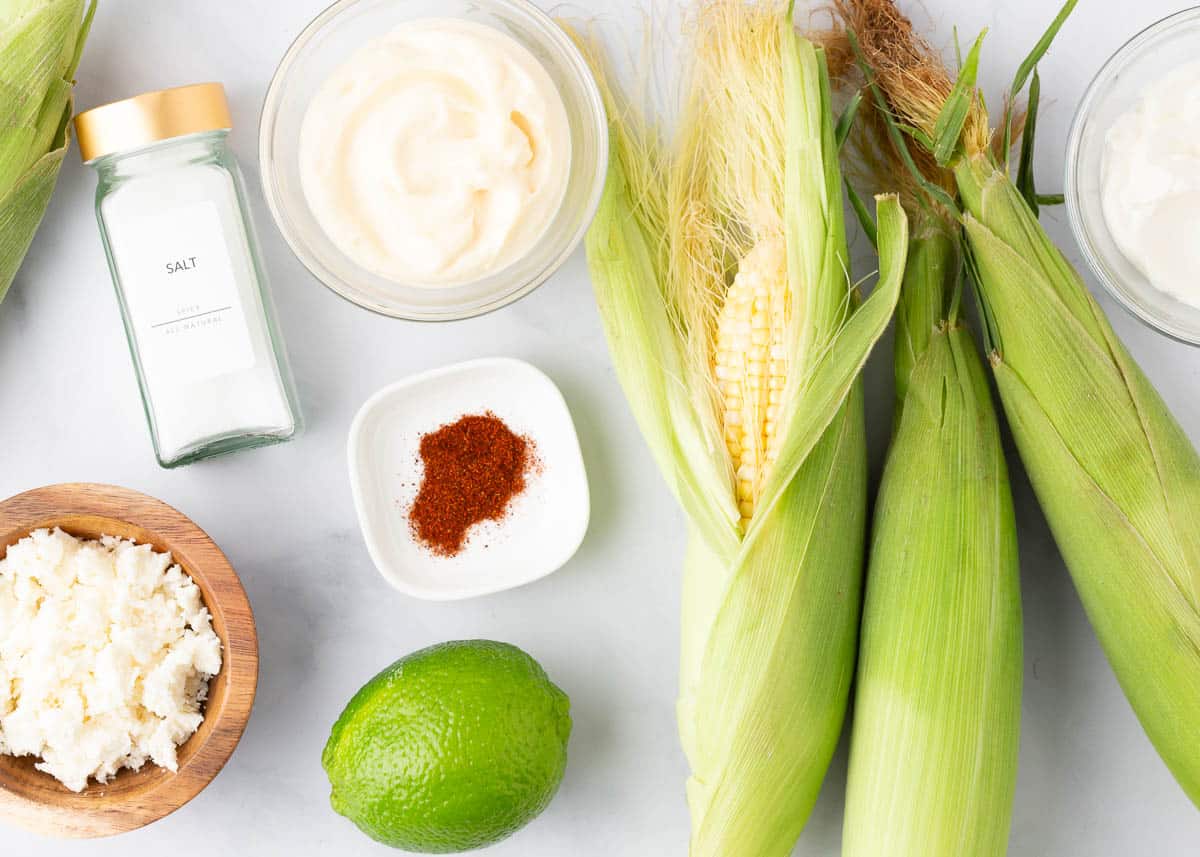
[[322, 640, 571, 853]]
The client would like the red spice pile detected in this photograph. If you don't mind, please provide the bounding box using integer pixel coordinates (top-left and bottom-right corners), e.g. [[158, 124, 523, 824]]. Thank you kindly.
[[408, 412, 533, 557]]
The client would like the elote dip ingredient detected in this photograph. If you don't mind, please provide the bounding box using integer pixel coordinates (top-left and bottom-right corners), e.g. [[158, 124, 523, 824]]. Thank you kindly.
[[0, 0, 95, 304], [845, 220, 1022, 857], [1102, 60, 1200, 308], [848, 0, 1200, 811], [76, 83, 299, 468], [323, 641, 570, 851], [833, 38, 1022, 849], [409, 413, 534, 556], [573, 1, 909, 852], [0, 528, 222, 792], [299, 18, 572, 287]]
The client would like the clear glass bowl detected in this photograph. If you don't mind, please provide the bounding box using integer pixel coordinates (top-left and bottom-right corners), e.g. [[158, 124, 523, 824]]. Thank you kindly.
[[1065, 6, 1200, 344], [259, 0, 607, 321]]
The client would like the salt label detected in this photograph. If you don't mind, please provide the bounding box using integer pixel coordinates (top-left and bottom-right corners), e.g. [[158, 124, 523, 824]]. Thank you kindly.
[[114, 199, 256, 386]]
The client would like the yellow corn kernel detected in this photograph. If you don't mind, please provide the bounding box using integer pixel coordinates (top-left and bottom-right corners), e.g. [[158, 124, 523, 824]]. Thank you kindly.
[[713, 236, 788, 527]]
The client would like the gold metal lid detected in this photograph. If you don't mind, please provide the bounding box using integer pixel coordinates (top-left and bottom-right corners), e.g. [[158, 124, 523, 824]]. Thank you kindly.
[[74, 83, 233, 162]]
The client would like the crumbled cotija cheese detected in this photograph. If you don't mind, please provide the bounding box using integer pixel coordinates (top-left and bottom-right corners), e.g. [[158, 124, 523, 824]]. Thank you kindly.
[[0, 528, 222, 792]]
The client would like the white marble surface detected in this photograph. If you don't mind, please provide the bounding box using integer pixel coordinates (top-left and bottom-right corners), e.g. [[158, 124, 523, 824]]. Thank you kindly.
[[3, 0, 1200, 854]]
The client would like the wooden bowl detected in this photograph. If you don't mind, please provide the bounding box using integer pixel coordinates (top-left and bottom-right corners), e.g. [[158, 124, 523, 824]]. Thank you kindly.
[[0, 483, 259, 838]]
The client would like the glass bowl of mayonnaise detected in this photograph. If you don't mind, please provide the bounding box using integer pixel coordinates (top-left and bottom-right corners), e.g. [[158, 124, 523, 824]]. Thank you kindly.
[[1065, 6, 1200, 344], [260, 0, 608, 321]]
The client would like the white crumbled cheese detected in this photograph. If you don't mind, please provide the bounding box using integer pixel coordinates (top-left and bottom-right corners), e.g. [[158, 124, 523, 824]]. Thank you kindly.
[[0, 528, 222, 792]]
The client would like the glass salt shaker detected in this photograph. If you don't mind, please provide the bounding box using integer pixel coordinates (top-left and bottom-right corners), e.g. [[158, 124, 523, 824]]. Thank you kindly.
[[75, 83, 300, 467]]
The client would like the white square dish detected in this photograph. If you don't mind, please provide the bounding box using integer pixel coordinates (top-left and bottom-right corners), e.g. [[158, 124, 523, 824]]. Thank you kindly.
[[347, 357, 590, 600]]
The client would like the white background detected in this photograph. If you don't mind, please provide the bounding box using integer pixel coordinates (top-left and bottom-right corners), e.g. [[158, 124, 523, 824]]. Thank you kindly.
[[4, 0, 1200, 854]]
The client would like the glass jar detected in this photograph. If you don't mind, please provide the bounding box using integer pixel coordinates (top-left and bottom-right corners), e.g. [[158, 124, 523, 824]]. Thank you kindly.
[[75, 83, 300, 467]]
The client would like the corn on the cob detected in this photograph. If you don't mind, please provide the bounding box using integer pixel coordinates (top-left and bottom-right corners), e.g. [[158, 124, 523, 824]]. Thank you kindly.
[[847, 0, 1200, 809], [573, 2, 910, 852], [836, 33, 1024, 844], [0, 0, 95, 303], [962, 161, 1200, 806], [842, 215, 1022, 857]]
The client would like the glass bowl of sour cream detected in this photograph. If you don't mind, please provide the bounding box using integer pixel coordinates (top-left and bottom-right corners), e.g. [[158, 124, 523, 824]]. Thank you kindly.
[[260, 0, 608, 321], [1066, 6, 1200, 344]]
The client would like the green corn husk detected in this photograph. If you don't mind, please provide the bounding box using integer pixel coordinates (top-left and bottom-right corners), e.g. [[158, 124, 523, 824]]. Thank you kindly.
[[848, 0, 1200, 808], [842, 210, 1022, 856], [0, 0, 95, 303], [574, 2, 909, 853], [960, 155, 1200, 806]]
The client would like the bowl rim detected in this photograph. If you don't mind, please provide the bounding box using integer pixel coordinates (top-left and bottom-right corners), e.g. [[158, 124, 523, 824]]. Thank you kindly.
[[0, 483, 259, 839], [1064, 5, 1200, 346], [257, 0, 609, 322]]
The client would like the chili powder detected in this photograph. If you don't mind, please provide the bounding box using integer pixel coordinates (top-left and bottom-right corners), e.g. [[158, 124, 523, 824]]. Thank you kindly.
[[409, 412, 533, 556]]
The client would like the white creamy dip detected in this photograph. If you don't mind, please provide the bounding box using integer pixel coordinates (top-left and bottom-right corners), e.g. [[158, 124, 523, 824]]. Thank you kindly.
[[1102, 61, 1200, 309], [299, 18, 572, 287]]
